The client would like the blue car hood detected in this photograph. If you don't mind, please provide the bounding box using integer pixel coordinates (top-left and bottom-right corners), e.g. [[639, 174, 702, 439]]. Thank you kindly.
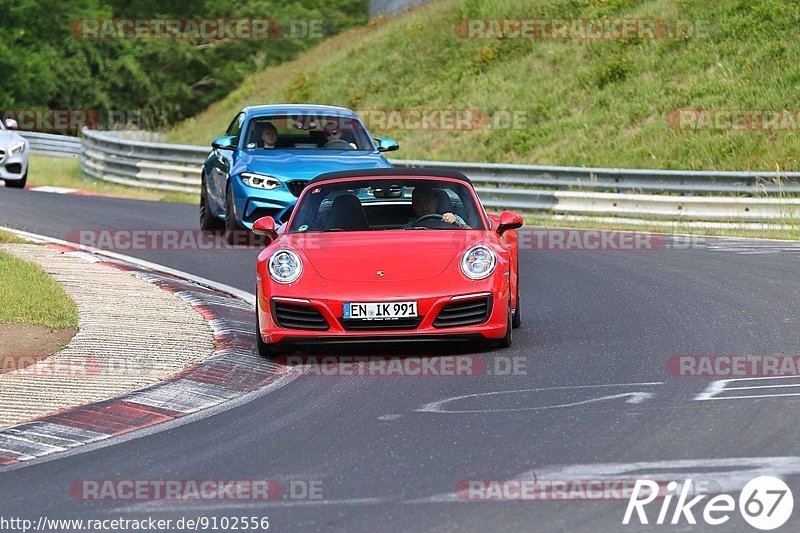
[[238, 150, 392, 180]]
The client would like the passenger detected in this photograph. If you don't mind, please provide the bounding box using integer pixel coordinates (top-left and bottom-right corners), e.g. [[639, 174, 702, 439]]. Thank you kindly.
[[260, 123, 278, 149]]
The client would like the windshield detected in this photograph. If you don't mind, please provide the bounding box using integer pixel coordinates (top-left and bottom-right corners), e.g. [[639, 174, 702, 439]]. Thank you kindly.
[[243, 113, 374, 151], [288, 179, 486, 233]]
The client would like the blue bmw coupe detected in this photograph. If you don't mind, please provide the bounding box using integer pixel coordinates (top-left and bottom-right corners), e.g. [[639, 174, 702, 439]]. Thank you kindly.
[[200, 104, 398, 242]]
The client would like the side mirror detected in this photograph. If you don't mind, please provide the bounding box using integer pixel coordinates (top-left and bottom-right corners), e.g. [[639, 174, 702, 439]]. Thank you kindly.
[[212, 135, 237, 150], [252, 216, 278, 243], [375, 137, 399, 152], [497, 211, 523, 235], [5, 118, 18, 130]]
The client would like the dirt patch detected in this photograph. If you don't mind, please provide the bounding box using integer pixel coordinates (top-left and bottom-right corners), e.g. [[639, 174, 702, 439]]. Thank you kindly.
[[0, 323, 77, 374]]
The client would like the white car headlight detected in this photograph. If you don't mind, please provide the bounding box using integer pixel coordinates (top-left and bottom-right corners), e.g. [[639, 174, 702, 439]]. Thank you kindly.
[[460, 245, 497, 280], [268, 249, 303, 284], [8, 141, 25, 157], [241, 172, 280, 190]]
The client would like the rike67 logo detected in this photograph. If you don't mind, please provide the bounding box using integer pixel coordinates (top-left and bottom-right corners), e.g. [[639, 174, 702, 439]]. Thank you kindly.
[[623, 476, 793, 530]]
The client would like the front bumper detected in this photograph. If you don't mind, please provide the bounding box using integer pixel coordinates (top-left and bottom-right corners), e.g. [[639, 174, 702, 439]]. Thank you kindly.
[[257, 289, 509, 346], [0, 149, 28, 181], [234, 178, 300, 228]]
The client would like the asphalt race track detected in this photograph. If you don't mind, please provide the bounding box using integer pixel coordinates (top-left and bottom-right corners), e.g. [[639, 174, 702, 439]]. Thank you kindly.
[[2, 186, 800, 531]]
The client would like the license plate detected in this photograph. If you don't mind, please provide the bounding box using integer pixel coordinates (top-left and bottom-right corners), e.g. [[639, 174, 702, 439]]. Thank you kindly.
[[344, 301, 418, 320]]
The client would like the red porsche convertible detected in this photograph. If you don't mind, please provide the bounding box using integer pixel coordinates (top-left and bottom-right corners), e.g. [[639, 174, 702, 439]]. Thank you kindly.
[[252, 168, 523, 357]]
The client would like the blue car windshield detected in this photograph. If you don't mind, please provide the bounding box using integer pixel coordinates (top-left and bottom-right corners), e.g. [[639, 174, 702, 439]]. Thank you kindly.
[[243, 113, 374, 151], [288, 179, 487, 233]]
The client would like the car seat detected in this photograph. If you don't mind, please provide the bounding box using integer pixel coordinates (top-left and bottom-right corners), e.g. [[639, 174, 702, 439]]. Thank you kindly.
[[326, 194, 369, 231]]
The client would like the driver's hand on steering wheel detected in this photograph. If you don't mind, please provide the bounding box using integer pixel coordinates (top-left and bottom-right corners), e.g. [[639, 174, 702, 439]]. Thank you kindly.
[[443, 212, 467, 228]]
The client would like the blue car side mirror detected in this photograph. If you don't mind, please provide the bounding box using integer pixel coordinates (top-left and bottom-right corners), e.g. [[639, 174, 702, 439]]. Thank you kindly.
[[375, 137, 399, 152], [212, 135, 237, 150]]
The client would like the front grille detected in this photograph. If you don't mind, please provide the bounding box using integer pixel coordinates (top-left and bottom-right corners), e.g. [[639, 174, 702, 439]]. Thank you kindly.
[[340, 317, 423, 330], [272, 301, 329, 330], [286, 180, 307, 197], [434, 296, 492, 328]]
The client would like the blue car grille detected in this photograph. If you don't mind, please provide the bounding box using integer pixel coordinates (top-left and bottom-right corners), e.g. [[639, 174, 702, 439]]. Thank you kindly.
[[286, 180, 306, 197]]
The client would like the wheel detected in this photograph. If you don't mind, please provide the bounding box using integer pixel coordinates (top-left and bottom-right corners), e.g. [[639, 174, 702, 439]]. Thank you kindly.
[[256, 302, 285, 359], [512, 271, 522, 329], [496, 306, 513, 348], [199, 176, 224, 231], [224, 183, 242, 245], [5, 170, 27, 189]]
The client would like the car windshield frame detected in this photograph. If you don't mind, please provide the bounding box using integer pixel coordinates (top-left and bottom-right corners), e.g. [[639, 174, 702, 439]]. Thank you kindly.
[[241, 112, 376, 152], [287, 177, 488, 233]]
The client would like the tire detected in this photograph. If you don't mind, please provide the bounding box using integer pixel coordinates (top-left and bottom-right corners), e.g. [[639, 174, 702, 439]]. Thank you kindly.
[[200, 176, 224, 231], [512, 273, 522, 329], [5, 170, 27, 189], [496, 306, 513, 348], [224, 183, 242, 245], [256, 302, 284, 359]]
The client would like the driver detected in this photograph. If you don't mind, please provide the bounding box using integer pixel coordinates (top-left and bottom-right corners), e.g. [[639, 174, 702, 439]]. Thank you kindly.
[[323, 122, 357, 149], [404, 186, 469, 228]]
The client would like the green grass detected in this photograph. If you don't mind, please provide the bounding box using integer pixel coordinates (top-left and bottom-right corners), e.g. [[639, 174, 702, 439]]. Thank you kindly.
[[0, 251, 79, 329], [28, 155, 197, 204], [167, 0, 800, 172], [0, 230, 29, 244]]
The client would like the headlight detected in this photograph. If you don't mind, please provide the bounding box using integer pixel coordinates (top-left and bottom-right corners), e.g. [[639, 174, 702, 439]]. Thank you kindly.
[[460, 245, 496, 280], [8, 141, 25, 157], [241, 172, 280, 190], [268, 249, 303, 284]]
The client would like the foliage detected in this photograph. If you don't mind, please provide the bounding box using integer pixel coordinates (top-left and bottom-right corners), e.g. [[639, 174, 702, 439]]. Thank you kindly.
[[0, 0, 366, 130]]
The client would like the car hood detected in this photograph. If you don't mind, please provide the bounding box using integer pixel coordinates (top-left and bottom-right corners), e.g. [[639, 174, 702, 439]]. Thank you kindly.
[[286, 231, 482, 282], [0, 130, 24, 148], [238, 150, 392, 181]]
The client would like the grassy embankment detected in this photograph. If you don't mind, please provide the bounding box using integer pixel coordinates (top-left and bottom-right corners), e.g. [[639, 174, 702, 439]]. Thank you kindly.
[[166, 0, 800, 238]]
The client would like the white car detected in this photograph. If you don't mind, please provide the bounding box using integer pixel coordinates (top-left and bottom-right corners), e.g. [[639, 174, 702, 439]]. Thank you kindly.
[[0, 119, 28, 188]]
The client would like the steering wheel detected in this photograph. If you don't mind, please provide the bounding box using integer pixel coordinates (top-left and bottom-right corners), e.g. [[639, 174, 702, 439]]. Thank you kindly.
[[411, 213, 443, 225], [323, 139, 355, 150], [410, 213, 453, 229]]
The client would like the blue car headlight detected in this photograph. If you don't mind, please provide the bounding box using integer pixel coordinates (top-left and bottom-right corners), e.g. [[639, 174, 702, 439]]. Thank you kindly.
[[241, 172, 281, 190]]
